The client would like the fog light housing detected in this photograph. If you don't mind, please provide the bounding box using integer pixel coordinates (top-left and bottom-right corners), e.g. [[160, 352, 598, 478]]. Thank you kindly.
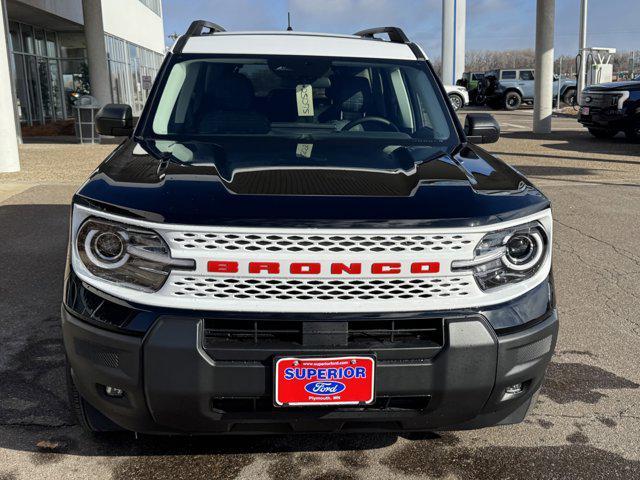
[[502, 382, 527, 401], [105, 386, 125, 398]]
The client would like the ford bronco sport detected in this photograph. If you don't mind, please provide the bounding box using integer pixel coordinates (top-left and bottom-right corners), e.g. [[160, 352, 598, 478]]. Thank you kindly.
[[63, 22, 558, 434]]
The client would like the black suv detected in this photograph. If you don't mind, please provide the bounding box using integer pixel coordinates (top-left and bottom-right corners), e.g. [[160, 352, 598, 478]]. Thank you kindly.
[[578, 76, 640, 140], [62, 23, 558, 435]]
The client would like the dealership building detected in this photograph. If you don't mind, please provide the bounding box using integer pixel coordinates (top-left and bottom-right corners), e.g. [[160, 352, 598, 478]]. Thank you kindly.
[[1, 0, 165, 146]]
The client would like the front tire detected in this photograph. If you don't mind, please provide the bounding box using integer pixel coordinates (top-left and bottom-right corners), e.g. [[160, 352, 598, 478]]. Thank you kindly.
[[66, 360, 123, 434], [625, 127, 640, 142], [504, 91, 522, 111], [448, 93, 463, 111], [588, 128, 619, 139], [562, 88, 576, 106]]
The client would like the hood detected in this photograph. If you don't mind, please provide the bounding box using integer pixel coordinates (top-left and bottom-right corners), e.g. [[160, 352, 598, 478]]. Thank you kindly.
[[75, 137, 549, 228], [585, 80, 640, 91]]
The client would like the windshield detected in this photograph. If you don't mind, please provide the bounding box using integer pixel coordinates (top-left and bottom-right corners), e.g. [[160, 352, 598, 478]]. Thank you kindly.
[[142, 55, 458, 153]]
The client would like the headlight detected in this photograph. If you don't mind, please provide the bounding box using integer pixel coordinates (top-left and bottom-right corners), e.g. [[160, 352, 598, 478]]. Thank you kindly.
[[452, 221, 549, 291], [76, 218, 193, 292]]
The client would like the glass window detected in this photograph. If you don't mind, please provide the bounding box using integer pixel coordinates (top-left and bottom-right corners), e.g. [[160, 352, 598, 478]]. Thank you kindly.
[[21, 24, 35, 54], [519, 70, 534, 81], [49, 60, 64, 119], [34, 29, 46, 57], [138, 0, 161, 16], [45, 31, 57, 57], [25, 56, 41, 123], [148, 56, 457, 152], [501, 70, 516, 80], [12, 54, 30, 123], [37, 58, 53, 121], [8, 21, 22, 52]]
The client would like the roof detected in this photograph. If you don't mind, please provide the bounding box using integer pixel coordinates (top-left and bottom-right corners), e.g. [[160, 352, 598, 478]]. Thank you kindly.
[[176, 31, 426, 60]]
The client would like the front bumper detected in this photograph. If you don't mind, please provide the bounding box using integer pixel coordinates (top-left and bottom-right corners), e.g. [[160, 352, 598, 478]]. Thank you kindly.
[[578, 108, 635, 131], [62, 286, 558, 434]]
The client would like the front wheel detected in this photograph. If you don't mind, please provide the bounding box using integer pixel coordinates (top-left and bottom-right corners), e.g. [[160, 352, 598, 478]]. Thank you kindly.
[[562, 88, 576, 106], [588, 128, 619, 139], [66, 360, 123, 434], [625, 127, 640, 142], [448, 93, 463, 111], [504, 91, 522, 111]]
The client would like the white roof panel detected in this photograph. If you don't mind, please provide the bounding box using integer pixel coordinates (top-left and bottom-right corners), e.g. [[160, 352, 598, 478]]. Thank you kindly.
[[179, 32, 423, 60]]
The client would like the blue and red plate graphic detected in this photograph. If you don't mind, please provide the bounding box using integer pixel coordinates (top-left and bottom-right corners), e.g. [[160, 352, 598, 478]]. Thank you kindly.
[[274, 356, 375, 406]]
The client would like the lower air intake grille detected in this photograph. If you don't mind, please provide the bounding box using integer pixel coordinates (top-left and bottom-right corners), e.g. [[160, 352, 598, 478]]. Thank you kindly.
[[203, 318, 444, 349], [170, 276, 473, 301]]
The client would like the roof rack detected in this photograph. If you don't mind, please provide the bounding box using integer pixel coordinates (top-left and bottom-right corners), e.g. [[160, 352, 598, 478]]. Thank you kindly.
[[174, 20, 226, 53], [353, 27, 410, 44]]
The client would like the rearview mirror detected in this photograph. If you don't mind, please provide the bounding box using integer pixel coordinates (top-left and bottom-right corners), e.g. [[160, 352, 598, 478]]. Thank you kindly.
[[464, 113, 500, 144], [95, 104, 133, 137]]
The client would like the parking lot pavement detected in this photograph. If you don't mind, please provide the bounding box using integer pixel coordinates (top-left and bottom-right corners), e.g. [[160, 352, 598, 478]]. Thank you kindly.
[[1, 114, 639, 479]]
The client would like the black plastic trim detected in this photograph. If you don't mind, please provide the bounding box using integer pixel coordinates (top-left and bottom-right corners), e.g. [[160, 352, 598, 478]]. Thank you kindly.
[[173, 20, 227, 54], [353, 27, 410, 43]]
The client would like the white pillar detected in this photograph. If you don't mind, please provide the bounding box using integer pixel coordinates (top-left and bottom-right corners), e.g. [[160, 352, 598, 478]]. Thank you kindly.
[[0, 0, 20, 173], [441, 0, 466, 85], [82, 0, 112, 107], [533, 0, 555, 134], [576, 0, 588, 105]]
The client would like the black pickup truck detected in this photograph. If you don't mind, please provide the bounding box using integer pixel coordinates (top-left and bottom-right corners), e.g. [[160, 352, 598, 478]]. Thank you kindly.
[[578, 76, 640, 140]]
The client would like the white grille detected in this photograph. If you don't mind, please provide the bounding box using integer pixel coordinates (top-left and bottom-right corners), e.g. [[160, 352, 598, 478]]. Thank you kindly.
[[168, 276, 474, 302], [166, 231, 476, 253]]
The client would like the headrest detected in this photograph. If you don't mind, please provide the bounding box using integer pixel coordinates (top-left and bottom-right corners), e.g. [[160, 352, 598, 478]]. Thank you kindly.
[[213, 72, 255, 110], [327, 76, 372, 114]]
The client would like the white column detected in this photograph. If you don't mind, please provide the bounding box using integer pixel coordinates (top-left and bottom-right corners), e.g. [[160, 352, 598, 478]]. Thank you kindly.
[[0, 0, 20, 173], [576, 0, 588, 105], [82, 0, 112, 107], [533, 0, 555, 134], [441, 0, 466, 85]]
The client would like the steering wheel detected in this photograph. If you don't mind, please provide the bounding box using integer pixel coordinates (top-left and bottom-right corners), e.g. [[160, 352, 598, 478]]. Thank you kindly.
[[340, 116, 400, 132]]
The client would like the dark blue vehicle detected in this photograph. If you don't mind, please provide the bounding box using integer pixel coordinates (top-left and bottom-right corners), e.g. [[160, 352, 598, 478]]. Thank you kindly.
[[579, 77, 640, 140], [62, 23, 558, 435]]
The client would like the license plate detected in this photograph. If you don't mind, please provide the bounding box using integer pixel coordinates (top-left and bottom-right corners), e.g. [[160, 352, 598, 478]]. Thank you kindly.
[[274, 356, 375, 406], [581, 106, 590, 115]]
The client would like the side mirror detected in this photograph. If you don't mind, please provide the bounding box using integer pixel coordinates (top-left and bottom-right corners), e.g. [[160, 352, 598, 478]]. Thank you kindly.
[[464, 113, 500, 144], [95, 104, 133, 136]]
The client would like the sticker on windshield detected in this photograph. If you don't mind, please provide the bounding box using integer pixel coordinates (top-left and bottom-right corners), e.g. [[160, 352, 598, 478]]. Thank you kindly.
[[296, 84, 314, 117], [296, 143, 313, 158]]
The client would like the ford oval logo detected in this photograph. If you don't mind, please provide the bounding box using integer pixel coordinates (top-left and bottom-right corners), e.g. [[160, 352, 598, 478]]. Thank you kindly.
[[304, 381, 346, 395], [585, 96, 592, 103]]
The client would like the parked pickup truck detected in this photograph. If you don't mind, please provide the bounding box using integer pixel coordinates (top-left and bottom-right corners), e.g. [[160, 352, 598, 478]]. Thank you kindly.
[[62, 22, 558, 435], [578, 77, 640, 141], [482, 68, 577, 110]]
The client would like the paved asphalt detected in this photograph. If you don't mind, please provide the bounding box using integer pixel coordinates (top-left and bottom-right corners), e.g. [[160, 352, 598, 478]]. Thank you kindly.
[[0, 110, 639, 479]]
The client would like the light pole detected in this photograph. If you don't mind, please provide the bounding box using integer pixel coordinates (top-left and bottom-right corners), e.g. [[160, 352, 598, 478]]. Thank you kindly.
[[533, 0, 555, 133], [576, 0, 588, 105]]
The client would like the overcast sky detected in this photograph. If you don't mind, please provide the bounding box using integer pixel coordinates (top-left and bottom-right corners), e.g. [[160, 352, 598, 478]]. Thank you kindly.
[[162, 0, 640, 57]]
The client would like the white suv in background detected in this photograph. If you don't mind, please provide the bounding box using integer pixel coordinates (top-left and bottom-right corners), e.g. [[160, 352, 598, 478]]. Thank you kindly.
[[445, 84, 470, 111]]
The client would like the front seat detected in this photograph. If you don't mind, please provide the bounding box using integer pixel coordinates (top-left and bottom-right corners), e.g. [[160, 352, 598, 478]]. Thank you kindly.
[[198, 72, 270, 134], [318, 75, 373, 125]]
